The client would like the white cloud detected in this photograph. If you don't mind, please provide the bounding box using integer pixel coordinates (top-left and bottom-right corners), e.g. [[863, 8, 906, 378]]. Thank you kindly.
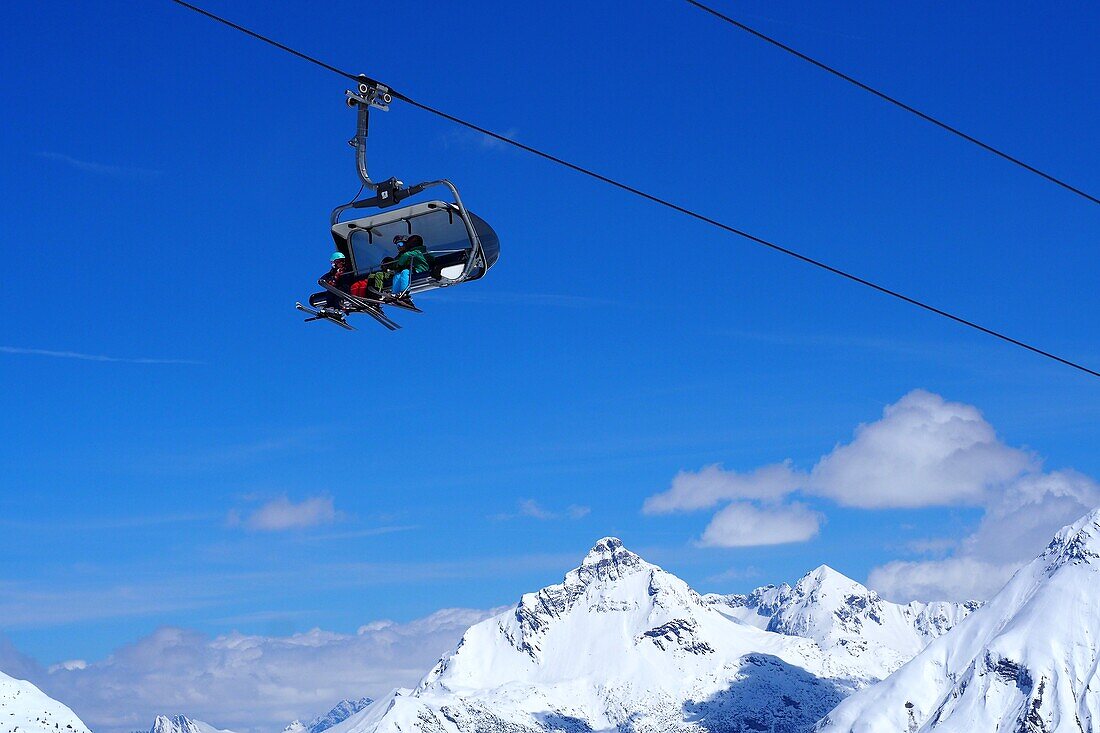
[[958, 469, 1100, 561], [644, 389, 1100, 596], [698, 502, 823, 548], [234, 496, 338, 532], [705, 565, 764, 584], [870, 469, 1100, 602], [567, 504, 592, 519], [868, 558, 1021, 603], [808, 389, 1033, 508], [491, 500, 591, 521], [645, 390, 1034, 518], [518, 499, 556, 520], [25, 608, 503, 733], [643, 462, 801, 514]]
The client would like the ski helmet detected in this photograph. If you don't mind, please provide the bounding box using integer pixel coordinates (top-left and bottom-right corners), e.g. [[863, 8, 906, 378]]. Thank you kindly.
[[331, 252, 346, 262]]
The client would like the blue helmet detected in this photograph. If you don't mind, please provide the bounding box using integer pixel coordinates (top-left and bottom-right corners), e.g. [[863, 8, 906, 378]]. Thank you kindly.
[[331, 252, 346, 262]]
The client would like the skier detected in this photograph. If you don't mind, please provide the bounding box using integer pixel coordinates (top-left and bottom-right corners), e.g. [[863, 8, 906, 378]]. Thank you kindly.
[[387, 235, 431, 301], [320, 251, 350, 313], [368, 257, 393, 295], [322, 251, 348, 286]]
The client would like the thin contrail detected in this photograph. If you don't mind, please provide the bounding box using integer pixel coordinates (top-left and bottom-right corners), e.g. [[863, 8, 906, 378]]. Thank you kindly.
[[0, 346, 203, 365]]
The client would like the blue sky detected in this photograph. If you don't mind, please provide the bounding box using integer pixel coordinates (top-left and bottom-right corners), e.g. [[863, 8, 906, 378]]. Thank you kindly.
[[2, 0, 1099, 682]]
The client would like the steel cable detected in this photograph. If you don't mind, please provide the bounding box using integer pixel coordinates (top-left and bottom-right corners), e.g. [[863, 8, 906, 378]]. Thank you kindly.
[[165, 0, 1100, 379], [682, 0, 1100, 207]]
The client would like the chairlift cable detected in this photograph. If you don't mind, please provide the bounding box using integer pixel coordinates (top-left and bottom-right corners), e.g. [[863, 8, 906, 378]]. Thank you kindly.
[[165, 0, 1100, 379], [682, 0, 1100, 208], [167, 0, 365, 84]]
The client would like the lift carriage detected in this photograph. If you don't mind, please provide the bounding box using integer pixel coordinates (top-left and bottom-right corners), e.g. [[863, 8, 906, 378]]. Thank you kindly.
[[297, 79, 500, 331]]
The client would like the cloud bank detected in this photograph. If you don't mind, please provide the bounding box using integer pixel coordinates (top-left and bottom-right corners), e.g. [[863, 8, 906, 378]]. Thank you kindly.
[[869, 468, 1100, 601], [15, 608, 502, 733], [645, 389, 1100, 600]]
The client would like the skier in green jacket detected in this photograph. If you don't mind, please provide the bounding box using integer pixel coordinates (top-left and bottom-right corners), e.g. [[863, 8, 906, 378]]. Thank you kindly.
[[388, 234, 432, 298]]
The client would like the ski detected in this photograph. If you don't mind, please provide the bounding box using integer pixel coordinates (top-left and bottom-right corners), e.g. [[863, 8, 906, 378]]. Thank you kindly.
[[382, 294, 423, 313], [296, 302, 356, 330], [316, 282, 403, 331], [317, 280, 422, 315]]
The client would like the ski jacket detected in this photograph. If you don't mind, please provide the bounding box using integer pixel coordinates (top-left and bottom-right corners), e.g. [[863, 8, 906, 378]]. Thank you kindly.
[[320, 264, 346, 286], [390, 246, 431, 274]]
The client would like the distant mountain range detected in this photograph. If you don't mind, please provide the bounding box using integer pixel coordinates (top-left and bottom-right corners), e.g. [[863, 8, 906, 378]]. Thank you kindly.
[[8, 508, 1100, 732], [323, 537, 976, 732], [704, 564, 979, 680], [137, 698, 374, 733]]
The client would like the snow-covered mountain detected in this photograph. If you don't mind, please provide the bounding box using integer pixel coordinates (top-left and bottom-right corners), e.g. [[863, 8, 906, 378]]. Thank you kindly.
[[706, 565, 979, 679], [0, 670, 92, 733], [818, 508, 1100, 733], [284, 698, 373, 733], [148, 715, 239, 733], [327, 537, 929, 733]]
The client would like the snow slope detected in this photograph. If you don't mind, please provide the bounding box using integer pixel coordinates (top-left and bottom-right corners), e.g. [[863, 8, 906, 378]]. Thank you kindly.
[[818, 508, 1100, 733], [0, 670, 91, 733], [149, 715, 239, 733], [706, 565, 978, 679], [332, 538, 885, 733]]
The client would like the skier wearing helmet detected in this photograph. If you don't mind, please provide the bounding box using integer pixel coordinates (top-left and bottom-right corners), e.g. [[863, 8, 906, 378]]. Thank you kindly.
[[321, 251, 348, 286], [386, 234, 431, 303], [320, 251, 350, 313]]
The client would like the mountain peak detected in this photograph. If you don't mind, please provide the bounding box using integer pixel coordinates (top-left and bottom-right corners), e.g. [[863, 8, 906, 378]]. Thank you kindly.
[[1044, 508, 1100, 570], [797, 564, 868, 597], [575, 537, 645, 583], [305, 698, 373, 733], [807, 563, 843, 579], [581, 536, 631, 565], [478, 537, 692, 665], [151, 716, 189, 733], [148, 715, 235, 733]]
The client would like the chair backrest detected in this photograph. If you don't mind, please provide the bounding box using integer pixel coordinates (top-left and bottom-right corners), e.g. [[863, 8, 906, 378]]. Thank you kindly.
[[332, 200, 499, 288]]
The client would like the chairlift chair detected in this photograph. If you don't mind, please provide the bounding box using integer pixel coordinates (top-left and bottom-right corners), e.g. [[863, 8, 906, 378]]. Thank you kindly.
[[297, 78, 500, 331]]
